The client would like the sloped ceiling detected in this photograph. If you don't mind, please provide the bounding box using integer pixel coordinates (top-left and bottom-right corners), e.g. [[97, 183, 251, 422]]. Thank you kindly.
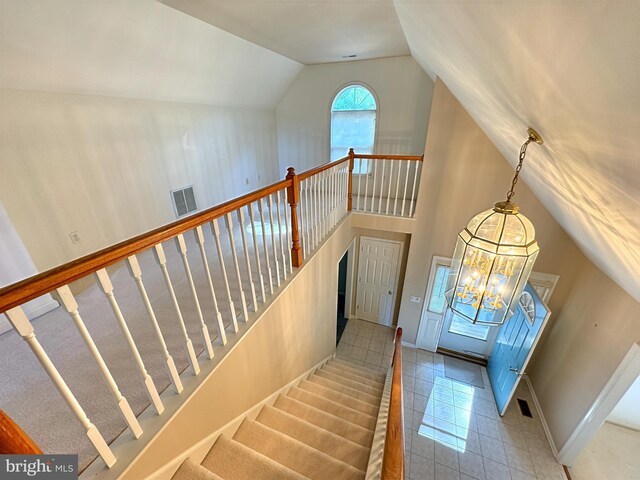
[[0, 1, 302, 108], [393, 1, 640, 302], [161, 0, 410, 64]]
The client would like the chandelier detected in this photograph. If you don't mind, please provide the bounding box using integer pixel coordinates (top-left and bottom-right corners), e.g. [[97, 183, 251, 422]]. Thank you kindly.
[[445, 128, 543, 326]]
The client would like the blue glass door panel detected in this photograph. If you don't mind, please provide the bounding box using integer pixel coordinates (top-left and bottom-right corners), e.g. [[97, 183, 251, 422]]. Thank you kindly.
[[488, 283, 551, 415]]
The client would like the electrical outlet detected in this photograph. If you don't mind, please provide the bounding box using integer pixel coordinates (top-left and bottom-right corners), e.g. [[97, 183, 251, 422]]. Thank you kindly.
[[245, 177, 249, 185], [69, 231, 80, 244], [258, 174, 261, 181], [410, 296, 421, 303]]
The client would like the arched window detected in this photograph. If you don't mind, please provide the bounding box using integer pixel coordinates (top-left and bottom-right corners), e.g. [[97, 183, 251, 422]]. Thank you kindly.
[[330, 85, 377, 172]]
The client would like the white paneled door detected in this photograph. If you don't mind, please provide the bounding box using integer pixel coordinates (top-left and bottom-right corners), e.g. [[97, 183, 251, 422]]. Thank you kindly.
[[356, 237, 401, 326]]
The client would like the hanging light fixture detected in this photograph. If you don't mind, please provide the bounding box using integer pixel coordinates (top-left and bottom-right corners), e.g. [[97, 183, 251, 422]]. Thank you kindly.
[[445, 128, 543, 326]]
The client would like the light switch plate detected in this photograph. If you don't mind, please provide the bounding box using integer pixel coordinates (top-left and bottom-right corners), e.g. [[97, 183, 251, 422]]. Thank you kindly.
[[410, 296, 421, 303]]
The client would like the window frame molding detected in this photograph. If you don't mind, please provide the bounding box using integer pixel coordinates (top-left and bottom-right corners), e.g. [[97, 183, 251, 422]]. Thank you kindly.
[[328, 81, 380, 172]]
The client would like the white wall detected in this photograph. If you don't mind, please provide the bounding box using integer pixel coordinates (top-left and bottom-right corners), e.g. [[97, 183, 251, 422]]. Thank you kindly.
[[0, 89, 285, 272], [607, 376, 640, 430], [276, 56, 434, 173], [0, 0, 303, 274]]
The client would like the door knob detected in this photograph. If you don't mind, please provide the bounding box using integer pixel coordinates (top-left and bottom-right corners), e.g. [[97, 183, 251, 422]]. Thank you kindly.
[[388, 290, 392, 295], [509, 366, 520, 375]]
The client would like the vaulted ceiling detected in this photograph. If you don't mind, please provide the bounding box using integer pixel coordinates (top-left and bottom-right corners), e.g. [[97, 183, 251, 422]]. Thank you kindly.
[[163, 0, 640, 303]]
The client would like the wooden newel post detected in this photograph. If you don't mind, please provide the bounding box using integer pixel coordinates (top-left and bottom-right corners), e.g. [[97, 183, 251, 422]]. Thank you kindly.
[[347, 148, 355, 211], [285, 167, 303, 268]]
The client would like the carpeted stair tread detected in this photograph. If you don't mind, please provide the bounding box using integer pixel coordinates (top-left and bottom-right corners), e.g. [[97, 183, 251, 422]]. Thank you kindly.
[[309, 372, 382, 403], [287, 387, 377, 430], [202, 435, 306, 480], [298, 379, 379, 416], [273, 395, 374, 447], [320, 365, 385, 390], [256, 405, 370, 471], [171, 458, 224, 480], [233, 418, 365, 480], [329, 359, 386, 381]]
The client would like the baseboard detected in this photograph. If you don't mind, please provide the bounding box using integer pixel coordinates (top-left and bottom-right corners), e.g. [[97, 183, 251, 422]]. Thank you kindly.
[[401, 340, 416, 348], [145, 353, 334, 480], [524, 376, 559, 458]]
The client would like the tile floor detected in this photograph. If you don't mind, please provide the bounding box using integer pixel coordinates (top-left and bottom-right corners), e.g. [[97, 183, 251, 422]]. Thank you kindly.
[[336, 319, 567, 480]]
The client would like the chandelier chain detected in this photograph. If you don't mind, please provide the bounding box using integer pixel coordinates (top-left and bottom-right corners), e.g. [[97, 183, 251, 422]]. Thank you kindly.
[[506, 138, 532, 203]]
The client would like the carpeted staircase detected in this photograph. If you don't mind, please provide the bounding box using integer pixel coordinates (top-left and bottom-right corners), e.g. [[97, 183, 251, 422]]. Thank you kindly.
[[171, 358, 387, 480]]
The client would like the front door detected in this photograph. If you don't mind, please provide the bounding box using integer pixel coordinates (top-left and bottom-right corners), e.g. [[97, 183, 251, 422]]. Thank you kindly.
[[355, 237, 401, 326], [488, 282, 551, 415]]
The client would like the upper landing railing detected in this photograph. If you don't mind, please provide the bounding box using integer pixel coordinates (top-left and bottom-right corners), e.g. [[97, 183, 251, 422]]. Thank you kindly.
[[0, 149, 423, 469]]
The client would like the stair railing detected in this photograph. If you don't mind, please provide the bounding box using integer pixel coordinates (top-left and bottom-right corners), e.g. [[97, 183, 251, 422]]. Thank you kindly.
[[382, 327, 405, 480], [350, 150, 424, 217], [0, 409, 42, 455], [0, 150, 420, 468]]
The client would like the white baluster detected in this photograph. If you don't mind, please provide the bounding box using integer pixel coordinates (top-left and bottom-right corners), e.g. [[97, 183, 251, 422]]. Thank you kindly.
[[305, 179, 312, 254], [247, 204, 267, 302], [210, 218, 239, 333], [321, 170, 328, 237], [194, 226, 227, 346], [364, 158, 371, 212], [275, 190, 288, 278], [237, 208, 258, 310], [127, 255, 183, 393], [283, 188, 293, 272], [377, 160, 385, 214], [386, 161, 394, 215], [5, 306, 117, 468], [225, 213, 249, 322], [258, 198, 274, 295], [356, 158, 363, 211], [410, 161, 420, 217], [56, 285, 143, 439], [301, 180, 309, 259], [393, 161, 402, 215], [402, 159, 410, 216], [152, 244, 200, 375], [314, 173, 320, 248], [331, 167, 336, 228], [175, 234, 214, 360], [267, 194, 281, 287], [95, 269, 164, 415]]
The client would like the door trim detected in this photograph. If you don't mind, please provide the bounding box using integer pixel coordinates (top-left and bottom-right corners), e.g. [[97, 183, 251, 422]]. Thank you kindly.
[[355, 236, 403, 326], [557, 342, 640, 466], [415, 256, 451, 351]]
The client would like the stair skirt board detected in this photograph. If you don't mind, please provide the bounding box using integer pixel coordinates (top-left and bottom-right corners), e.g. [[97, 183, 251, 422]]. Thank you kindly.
[[146, 355, 334, 480], [157, 356, 393, 480]]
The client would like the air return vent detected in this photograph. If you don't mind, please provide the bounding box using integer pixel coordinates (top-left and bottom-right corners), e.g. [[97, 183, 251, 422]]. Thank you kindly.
[[171, 186, 197, 218]]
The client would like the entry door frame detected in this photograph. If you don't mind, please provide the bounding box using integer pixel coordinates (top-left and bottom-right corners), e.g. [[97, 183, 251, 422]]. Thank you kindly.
[[557, 342, 640, 466], [355, 236, 403, 326]]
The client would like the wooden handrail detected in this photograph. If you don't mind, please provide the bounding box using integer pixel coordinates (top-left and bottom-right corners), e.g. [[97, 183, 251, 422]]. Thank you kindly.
[[0, 409, 42, 454], [0, 149, 425, 315], [381, 327, 404, 480], [297, 156, 350, 181], [0, 179, 291, 313], [353, 153, 424, 161]]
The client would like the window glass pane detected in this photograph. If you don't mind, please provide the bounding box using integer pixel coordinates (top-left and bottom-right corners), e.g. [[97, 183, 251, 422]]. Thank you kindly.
[[330, 110, 375, 161], [332, 86, 376, 111], [428, 265, 449, 314], [449, 314, 491, 340]]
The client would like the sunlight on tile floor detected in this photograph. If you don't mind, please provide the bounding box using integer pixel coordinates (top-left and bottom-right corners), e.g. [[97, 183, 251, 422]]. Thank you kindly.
[[336, 319, 566, 480]]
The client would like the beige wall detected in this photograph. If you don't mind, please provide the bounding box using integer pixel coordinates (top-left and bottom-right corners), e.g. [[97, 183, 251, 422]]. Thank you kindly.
[[275, 56, 434, 173], [398, 78, 640, 453], [123, 216, 357, 479], [398, 78, 585, 344], [528, 262, 640, 449]]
